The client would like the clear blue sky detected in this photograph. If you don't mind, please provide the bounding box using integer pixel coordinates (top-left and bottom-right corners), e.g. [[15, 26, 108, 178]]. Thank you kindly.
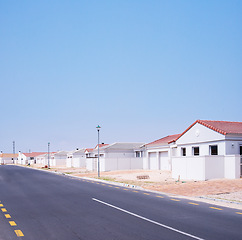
[[1, 0, 241, 153]]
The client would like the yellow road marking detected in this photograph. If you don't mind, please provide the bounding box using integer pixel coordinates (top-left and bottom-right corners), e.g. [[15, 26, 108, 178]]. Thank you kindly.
[[210, 207, 222, 210], [170, 199, 180, 202], [123, 189, 128, 190], [156, 196, 164, 198], [0, 204, 3, 207], [15, 230, 24, 237], [143, 193, 150, 195], [115, 187, 120, 189], [5, 214, 11, 218], [108, 186, 113, 187], [96, 183, 100, 184], [133, 191, 138, 193], [101, 184, 106, 186], [1, 208, 7, 212], [236, 212, 242, 215], [188, 202, 199, 205], [9, 221, 17, 226]]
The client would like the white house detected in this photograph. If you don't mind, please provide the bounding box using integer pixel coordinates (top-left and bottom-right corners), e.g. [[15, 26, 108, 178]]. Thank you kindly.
[[171, 120, 242, 180], [86, 143, 145, 172], [66, 148, 86, 168], [50, 151, 68, 167], [17, 152, 47, 165], [0, 153, 18, 164], [143, 134, 181, 171]]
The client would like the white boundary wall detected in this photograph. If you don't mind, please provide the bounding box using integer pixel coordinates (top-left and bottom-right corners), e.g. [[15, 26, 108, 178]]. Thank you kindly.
[[172, 155, 240, 180], [86, 157, 142, 172]]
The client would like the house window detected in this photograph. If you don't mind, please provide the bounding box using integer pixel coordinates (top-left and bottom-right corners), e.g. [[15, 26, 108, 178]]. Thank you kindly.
[[210, 145, 218, 155], [193, 147, 199, 156], [135, 152, 140, 157], [181, 148, 186, 156]]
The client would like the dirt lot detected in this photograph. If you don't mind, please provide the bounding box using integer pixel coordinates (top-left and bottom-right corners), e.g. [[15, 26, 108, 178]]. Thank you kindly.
[[31, 166, 242, 210]]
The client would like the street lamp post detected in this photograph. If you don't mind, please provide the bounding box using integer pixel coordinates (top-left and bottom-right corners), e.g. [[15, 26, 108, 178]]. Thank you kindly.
[[48, 142, 50, 168], [0, 151, 3, 165], [96, 125, 101, 178]]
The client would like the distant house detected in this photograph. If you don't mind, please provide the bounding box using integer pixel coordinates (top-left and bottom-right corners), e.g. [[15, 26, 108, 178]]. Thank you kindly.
[[50, 151, 68, 167], [86, 143, 145, 172], [171, 120, 242, 180], [17, 152, 47, 165], [143, 134, 181, 171], [66, 148, 86, 168], [0, 153, 18, 164]]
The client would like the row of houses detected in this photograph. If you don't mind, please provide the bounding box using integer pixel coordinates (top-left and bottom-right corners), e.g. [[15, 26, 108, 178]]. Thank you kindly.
[[1, 120, 242, 181]]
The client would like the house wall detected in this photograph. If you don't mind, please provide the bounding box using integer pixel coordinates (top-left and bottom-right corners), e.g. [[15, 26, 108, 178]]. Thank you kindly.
[[66, 156, 86, 168], [103, 150, 135, 158], [172, 157, 205, 180], [224, 155, 240, 179], [177, 141, 226, 157], [176, 123, 225, 145], [53, 156, 66, 166], [100, 157, 143, 171], [224, 137, 242, 155], [172, 155, 240, 180]]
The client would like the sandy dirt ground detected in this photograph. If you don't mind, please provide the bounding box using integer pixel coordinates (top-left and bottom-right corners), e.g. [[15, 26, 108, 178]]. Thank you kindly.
[[28, 165, 242, 210]]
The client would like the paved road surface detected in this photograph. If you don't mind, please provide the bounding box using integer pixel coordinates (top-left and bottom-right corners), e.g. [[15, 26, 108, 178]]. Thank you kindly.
[[0, 165, 241, 240]]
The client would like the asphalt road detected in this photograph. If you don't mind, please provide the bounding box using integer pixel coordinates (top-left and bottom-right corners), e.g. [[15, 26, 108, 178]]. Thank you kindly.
[[0, 165, 241, 240]]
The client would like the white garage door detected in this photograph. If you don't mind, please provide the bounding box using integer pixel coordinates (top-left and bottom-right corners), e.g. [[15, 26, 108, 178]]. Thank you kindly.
[[159, 151, 169, 170], [148, 152, 158, 170]]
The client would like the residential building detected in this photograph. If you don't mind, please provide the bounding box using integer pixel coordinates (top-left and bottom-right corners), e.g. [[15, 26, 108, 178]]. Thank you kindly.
[[171, 120, 242, 180], [66, 148, 86, 168], [86, 143, 145, 172], [0, 153, 18, 164]]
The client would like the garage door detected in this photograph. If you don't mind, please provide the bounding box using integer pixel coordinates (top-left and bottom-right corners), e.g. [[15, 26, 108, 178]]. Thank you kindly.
[[159, 151, 169, 170], [148, 152, 158, 170]]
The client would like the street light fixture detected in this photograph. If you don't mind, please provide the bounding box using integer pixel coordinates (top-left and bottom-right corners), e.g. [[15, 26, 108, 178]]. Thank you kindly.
[[48, 142, 50, 168], [96, 125, 101, 178]]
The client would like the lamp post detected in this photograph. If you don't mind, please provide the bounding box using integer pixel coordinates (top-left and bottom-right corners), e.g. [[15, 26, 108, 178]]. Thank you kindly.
[[48, 142, 50, 168], [0, 151, 2, 165], [96, 125, 101, 178]]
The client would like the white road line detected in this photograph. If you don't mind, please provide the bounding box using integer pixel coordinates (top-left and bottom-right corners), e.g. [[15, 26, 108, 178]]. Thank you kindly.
[[92, 198, 205, 240]]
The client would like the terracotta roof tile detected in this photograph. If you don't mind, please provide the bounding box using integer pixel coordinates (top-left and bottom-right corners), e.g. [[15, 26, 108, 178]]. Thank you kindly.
[[0, 153, 18, 158], [146, 134, 181, 146], [22, 152, 47, 157]]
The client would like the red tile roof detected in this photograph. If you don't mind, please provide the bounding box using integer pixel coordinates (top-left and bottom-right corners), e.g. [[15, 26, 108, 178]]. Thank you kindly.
[[94, 144, 109, 149], [0, 153, 18, 158], [173, 120, 242, 142], [22, 152, 47, 157], [146, 134, 181, 146], [85, 148, 93, 153]]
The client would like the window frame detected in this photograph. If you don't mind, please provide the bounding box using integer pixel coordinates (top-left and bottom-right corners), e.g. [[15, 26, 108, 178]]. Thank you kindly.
[[193, 147, 199, 156], [210, 145, 218, 155]]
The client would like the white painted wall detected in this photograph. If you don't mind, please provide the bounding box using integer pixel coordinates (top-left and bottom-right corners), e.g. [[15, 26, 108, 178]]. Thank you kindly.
[[172, 157, 205, 180], [172, 155, 240, 181], [224, 155, 240, 179], [100, 157, 143, 171], [204, 156, 224, 180], [176, 122, 225, 145]]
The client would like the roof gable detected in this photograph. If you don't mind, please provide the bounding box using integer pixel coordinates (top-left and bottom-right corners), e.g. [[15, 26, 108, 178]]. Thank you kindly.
[[175, 120, 242, 142]]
